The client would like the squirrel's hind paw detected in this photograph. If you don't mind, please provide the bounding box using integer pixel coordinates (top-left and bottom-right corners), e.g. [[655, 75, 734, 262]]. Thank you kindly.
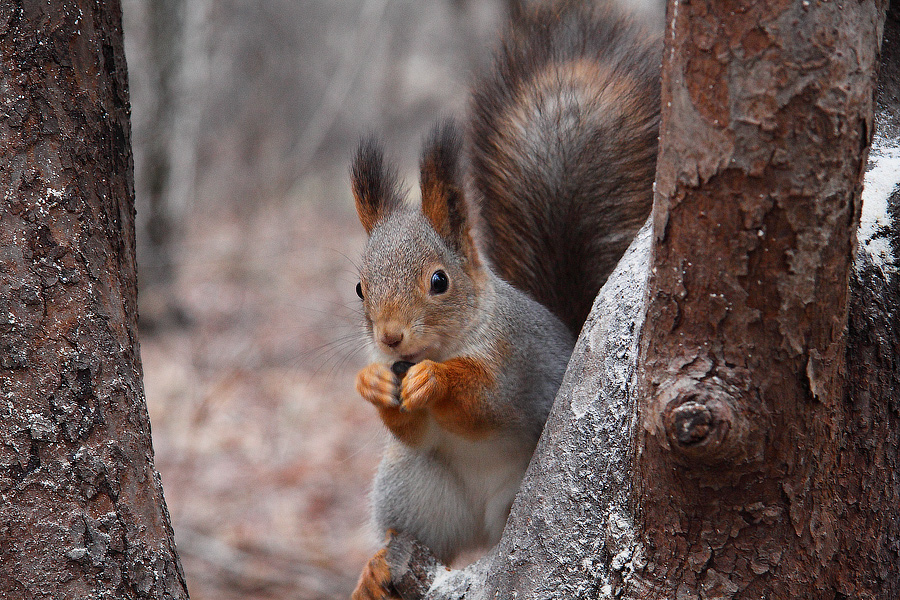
[[351, 547, 400, 600]]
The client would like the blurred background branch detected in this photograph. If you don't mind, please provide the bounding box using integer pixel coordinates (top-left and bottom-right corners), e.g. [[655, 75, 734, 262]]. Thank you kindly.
[[291, 0, 394, 178]]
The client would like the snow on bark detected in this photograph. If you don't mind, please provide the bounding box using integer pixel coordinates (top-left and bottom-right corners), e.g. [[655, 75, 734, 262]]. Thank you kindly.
[[860, 130, 900, 271]]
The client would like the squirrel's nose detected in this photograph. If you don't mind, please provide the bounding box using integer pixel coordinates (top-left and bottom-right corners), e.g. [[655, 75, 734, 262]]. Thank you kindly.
[[380, 330, 404, 348]]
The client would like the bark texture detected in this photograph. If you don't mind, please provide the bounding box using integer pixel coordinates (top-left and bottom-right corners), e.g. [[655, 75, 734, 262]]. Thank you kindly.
[[635, 0, 886, 597], [0, 2, 189, 598], [381, 1, 898, 598]]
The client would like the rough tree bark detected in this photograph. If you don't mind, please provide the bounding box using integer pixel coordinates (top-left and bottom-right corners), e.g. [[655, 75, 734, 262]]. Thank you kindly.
[[635, 0, 891, 596], [0, 2, 189, 598], [380, 0, 899, 598]]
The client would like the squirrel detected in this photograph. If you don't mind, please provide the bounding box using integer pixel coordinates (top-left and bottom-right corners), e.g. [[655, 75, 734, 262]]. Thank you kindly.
[[350, 2, 660, 599]]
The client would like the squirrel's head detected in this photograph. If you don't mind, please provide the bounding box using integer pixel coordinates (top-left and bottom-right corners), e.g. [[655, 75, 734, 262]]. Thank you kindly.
[[350, 119, 485, 363]]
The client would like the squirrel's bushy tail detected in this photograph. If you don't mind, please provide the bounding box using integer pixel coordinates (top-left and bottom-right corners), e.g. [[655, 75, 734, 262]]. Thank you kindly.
[[470, 0, 661, 334]]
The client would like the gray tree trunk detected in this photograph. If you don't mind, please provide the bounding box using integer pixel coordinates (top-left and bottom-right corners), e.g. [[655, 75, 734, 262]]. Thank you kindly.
[[124, 0, 208, 328], [381, 0, 900, 598], [132, 0, 186, 291], [0, 2, 189, 598]]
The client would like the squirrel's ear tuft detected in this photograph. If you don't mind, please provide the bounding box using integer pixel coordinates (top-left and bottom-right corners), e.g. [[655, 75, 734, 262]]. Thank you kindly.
[[351, 136, 404, 234], [420, 119, 477, 262]]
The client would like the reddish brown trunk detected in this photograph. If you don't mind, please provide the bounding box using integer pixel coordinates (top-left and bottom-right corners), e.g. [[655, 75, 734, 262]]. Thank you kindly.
[[635, 0, 885, 597], [0, 2, 188, 598]]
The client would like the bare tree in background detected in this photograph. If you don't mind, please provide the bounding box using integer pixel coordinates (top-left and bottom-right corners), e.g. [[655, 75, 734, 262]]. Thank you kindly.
[[124, 0, 208, 328], [382, 0, 900, 598], [0, 2, 189, 597], [133, 0, 185, 291]]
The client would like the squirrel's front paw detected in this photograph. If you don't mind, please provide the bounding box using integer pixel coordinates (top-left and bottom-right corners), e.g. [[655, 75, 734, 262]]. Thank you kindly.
[[357, 363, 400, 409], [401, 360, 446, 412]]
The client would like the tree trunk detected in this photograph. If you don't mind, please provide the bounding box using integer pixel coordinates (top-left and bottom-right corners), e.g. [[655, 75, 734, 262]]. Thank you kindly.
[[0, 2, 189, 598], [379, 0, 899, 598], [635, 0, 887, 595]]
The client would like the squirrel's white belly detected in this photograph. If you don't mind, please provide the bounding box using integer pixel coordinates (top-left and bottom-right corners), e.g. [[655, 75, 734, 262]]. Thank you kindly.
[[425, 420, 532, 544]]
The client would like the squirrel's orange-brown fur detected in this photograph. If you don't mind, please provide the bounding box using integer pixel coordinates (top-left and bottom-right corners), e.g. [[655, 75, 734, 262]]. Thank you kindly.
[[356, 356, 498, 446], [356, 363, 429, 447], [352, 537, 399, 600], [409, 357, 499, 440], [351, 2, 660, 597]]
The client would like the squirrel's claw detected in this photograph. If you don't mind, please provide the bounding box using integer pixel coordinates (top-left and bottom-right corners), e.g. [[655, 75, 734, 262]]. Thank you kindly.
[[358, 363, 429, 445]]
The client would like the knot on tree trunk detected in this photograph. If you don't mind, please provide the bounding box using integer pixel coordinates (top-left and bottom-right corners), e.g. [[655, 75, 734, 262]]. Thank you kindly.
[[658, 379, 748, 466]]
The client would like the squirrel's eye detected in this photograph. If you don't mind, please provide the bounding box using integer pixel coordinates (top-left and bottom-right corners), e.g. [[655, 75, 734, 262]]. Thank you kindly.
[[430, 270, 449, 294], [356, 282, 364, 299]]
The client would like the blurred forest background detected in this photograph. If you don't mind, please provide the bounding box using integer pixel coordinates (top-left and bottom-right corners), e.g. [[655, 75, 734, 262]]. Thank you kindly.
[[122, 1, 661, 598]]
